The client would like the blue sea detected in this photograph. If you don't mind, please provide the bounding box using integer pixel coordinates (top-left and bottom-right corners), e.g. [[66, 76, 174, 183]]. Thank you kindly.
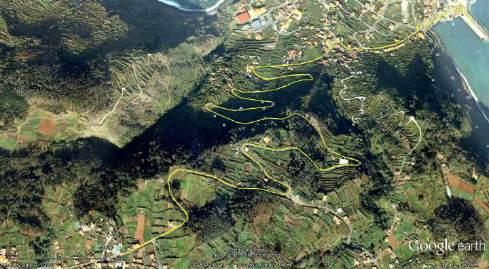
[[434, 0, 489, 110], [435, 0, 489, 161]]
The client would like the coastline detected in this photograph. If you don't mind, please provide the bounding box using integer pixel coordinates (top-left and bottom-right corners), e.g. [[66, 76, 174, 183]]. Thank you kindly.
[[456, 66, 489, 124], [430, 25, 489, 125], [432, 44, 489, 164], [469, 0, 489, 33], [156, 0, 227, 14], [468, 0, 477, 12]]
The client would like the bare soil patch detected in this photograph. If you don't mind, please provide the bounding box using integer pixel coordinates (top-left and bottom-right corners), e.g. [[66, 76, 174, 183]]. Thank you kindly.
[[446, 172, 475, 196], [39, 118, 56, 137], [135, 213, 145, 243]]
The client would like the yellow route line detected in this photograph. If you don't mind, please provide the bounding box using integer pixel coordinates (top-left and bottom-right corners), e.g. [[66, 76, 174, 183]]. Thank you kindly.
[[120, 55, 362, 258], [120, 168, 288, 256], [342, 24, 422, 52], [100, 15, 438, 261]]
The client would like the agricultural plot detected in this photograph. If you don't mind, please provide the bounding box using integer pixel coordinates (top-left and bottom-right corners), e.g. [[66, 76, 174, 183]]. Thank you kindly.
[[115, 174, 219, 259], [261, 203, 350, 257], [474, 175, 489, 214], [169, 201, 350, 268], [94, 39, 219, 146], [41, 183, 118, 266], [1, 0, 488, 267], [0, 182, 107, 266], [0, 16, 16, 47], [179, 174, 217, 207], [0, 110, 88, 151], [0, 222, 36, 263]]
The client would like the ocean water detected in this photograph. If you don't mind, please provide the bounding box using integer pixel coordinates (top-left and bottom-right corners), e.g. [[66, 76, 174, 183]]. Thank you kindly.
[[156, 0, 222, 11], [434, 0, 489, 109], [434, 0, 489, 162], [471, 0, 489, 29]]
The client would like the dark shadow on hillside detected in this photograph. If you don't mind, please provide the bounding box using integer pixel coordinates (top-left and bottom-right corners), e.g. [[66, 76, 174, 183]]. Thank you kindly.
[[459, 101, 489, 168], [376, 50, 489, 168], [71, 95, 289, 217], [102, 0, 215, 52], [307, 74, 358, 135], [429, 198, 485, 264], [1, 47, 325, 222], [0, 0, 213, 123], [117, 69, 320, 179], [0, 137, 121, 225], [376, 56, 440, 115], [75, 66, 331, 217]]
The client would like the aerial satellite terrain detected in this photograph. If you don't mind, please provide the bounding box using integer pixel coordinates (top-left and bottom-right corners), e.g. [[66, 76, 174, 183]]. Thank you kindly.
[[1, 0, 489, 268]]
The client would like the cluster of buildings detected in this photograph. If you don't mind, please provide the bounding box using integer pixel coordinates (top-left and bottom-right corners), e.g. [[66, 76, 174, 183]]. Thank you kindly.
[[128, 247, 160, 269], [424, 0, 489, 40], [352, 252, 377, 268], [234, 1, 269, 32], [233, 0, 304, 35], [0, 246, 18, 266], [423, 0, 456, 18], [68, 246, 161, 269], [273, 1, 303, 34]]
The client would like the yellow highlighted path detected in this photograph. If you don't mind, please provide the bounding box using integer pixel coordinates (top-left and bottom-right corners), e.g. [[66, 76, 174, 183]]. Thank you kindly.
[[71, 11, 443, 265]]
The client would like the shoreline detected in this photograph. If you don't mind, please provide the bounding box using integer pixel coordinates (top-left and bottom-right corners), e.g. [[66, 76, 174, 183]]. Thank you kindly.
[[156, 0, 227, 14], [430, 27, 489, 125], [456, 66, 489, 124], [432, 43, 489, 164], [469, 0, 489, 33]]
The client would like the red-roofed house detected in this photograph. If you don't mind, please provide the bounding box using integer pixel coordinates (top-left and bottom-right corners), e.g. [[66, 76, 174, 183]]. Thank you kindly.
[[235, 10, 251, 25]]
